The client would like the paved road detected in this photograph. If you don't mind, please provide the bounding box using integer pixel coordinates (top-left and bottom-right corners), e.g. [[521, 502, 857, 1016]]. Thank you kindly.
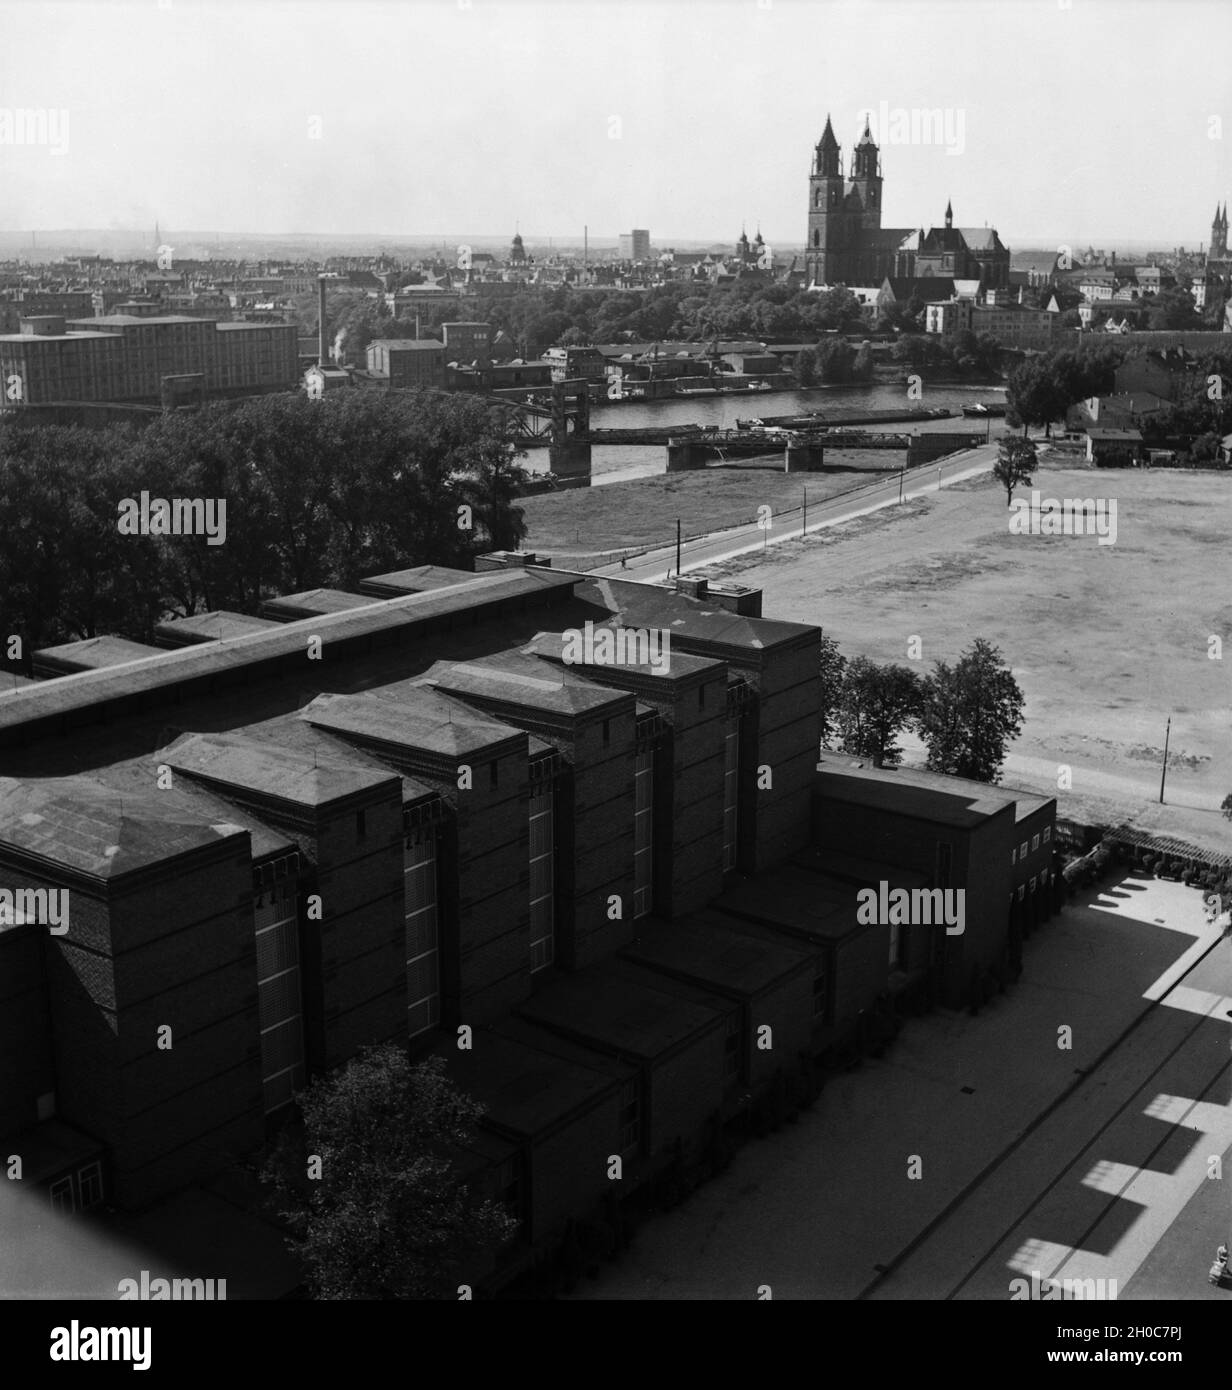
[[573, 877, 1231, 1300], [593, 440, 1006, 583]]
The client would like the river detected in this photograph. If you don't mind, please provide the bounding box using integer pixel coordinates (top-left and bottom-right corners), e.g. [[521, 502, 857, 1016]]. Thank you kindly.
[[522, 379, 1009, 485]]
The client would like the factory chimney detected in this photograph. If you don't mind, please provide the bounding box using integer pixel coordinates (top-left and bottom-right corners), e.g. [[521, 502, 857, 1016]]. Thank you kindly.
[[317, 274, 329, 365]]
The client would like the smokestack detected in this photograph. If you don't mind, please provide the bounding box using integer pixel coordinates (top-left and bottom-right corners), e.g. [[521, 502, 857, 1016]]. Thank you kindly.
[[317, 274, 328, 365], [584, 225, 588, 268]]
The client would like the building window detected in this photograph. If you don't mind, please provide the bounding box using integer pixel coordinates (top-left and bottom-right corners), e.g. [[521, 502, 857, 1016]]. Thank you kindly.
[[255, 878, 306, 1114], [77, 1161, 104, 1210], [528, 784, 555, 972], [1043, 826, 1051, 843], [722, 718, 740, 872], [936, 841, 953, 890], [633, 747, 654, 917], [1020, 841, 1028, 861], [1011, 847, 1016, 865], [1032, 833, 1040, 851], [619, 1078, 641, 1157], [405, 828, 441, 1038], [49, 1176, 74, 1215], [1017, 884, 1025, 902]]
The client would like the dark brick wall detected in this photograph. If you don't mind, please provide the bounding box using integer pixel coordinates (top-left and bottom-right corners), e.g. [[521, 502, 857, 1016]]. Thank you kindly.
[[662, 670, 728, 917], [0, 926, 54, 1138], [308, 786, 407, 1069], [36, 841, 265, 1209], [748, 636, 821, 873]]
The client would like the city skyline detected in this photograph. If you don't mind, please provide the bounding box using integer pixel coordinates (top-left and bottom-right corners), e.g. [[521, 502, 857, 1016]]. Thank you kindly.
[[0, 0, 1228, 249]]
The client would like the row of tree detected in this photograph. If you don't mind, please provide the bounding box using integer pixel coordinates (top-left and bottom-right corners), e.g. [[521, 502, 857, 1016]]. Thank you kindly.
[[1005, 341, 1232, 447], [819, 636, 1026, 783], [0, 390, 529, 659]]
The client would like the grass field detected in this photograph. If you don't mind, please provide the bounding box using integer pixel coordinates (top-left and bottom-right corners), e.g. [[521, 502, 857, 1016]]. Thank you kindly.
[[682, 460, 1232, 851], [520, 452, 900, 564]]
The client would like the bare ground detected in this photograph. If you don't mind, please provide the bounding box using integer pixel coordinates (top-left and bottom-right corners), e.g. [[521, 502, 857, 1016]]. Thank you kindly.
[[691, 462, 1232, 853]]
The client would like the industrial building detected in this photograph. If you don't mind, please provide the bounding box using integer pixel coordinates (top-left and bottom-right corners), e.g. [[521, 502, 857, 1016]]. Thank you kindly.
[[0, 557, 1055, 1287]]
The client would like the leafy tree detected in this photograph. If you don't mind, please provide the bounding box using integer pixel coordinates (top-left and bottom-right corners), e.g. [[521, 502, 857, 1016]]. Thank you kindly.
[[818, 630, 847, 750], [262, 1046, 517, 1299], [917, 638, 1025, 783], [836, 657, 922, 768], [0, 390, 528, 652], [851, 342, 875, 381], [1222, 793, 1232, 821], [993, 435, 1037, 506], [815, 339, 855, 383], [793, 347, 817, 388]]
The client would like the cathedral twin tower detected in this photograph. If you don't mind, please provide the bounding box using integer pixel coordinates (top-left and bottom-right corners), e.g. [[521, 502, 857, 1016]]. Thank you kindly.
[[804, 112, 1010, 291]]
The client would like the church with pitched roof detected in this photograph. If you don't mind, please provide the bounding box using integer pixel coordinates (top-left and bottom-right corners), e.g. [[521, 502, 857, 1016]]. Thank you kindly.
[[804, 114, 1009, 291]]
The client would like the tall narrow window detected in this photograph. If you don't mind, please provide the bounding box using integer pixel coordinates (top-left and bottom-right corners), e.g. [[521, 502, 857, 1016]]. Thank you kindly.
[[528, 784, 555, 972], [619, 1078, 641, 1158], [722, 717, 740, 872], [405, 827, 440, 1038], [633, 748, 654, 918], [255, 876, 305, 1114]]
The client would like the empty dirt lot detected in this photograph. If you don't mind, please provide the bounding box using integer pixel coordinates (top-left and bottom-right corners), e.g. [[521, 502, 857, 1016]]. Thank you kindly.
[[702, 460, 1232, 850]]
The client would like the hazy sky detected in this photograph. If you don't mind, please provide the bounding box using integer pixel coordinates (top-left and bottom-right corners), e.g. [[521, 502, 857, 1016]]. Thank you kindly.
[[0, 0, 1228, 250]]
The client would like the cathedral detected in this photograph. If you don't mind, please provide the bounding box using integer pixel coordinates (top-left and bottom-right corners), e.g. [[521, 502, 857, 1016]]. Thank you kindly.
[[1207, 202, 1229, 275], [804, 114, 1009, 290]]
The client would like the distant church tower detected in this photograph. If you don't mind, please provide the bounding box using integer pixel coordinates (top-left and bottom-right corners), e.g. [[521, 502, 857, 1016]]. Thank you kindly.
[[1211, 203, 1228, 260], [806, 115, 845, 285], [806, 113, 884, 285], [848, 117, 883, 231]]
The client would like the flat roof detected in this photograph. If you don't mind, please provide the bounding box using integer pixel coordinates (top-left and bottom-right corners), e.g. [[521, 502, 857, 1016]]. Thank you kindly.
[[436, 1021, 630, 1137], [520, 628, 721, 682], [517, 958, 724, 1061], [67, 314, 207, 327], [574, 575, 817, 657], [0, 331, 119, 343], [623, 913, 812, 995], [816, 753, 1049, 825]]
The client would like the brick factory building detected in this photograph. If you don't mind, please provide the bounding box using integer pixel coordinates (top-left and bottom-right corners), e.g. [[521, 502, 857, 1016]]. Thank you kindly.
[[0, 559, 1055, 1286]]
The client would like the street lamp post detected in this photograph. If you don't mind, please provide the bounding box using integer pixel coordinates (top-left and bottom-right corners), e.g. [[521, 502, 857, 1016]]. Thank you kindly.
[[1159, 716, 1171, 804]]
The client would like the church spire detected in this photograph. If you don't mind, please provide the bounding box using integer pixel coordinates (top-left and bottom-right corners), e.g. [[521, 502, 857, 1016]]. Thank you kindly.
[[945, 199, 953, 229]]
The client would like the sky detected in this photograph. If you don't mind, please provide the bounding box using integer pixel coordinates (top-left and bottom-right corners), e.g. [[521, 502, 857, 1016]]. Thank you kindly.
[[0, 0, 1228, 252]]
